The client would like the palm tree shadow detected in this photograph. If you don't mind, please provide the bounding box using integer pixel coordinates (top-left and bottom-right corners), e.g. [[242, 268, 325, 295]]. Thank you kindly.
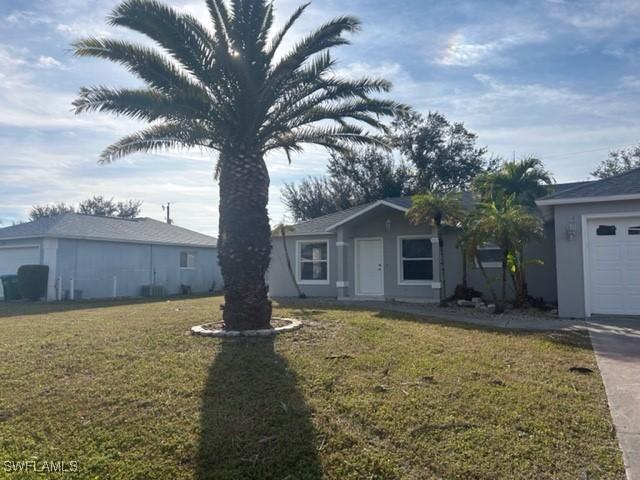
[[197, 337, 322, 480]]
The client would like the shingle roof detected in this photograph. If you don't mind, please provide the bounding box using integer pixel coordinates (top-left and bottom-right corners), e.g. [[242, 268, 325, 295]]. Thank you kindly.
[[286, 197, 413, 236], [541, 168, 640, 202], [0, 213, 217, 247]]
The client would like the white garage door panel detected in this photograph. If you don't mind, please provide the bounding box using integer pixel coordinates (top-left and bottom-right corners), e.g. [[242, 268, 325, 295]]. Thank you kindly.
[[588, 217, 640, 316], [0, 246, 41, 298]]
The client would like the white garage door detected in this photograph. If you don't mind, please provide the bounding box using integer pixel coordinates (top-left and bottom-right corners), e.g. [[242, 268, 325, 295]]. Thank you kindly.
[[0, 246, 41, 298], [587, 217, 640, 316]]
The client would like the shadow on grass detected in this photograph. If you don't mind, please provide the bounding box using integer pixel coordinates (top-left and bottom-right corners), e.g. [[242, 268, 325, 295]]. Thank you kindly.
[[197, 337, 322, 480], [0, 294, 221, 318]]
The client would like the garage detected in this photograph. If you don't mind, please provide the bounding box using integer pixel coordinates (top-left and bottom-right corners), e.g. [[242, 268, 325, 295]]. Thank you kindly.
[[586, 217, 640, 316], [0, 245, 41, 298]]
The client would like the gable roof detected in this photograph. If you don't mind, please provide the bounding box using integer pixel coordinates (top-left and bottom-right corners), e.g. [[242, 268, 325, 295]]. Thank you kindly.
[[0, 213, 217, 247], [538, 168, 640, 205], [284, 198, 412, 236]]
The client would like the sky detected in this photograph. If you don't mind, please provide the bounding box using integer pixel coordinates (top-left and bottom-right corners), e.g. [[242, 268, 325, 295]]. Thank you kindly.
[[1, 0, 640, 236]]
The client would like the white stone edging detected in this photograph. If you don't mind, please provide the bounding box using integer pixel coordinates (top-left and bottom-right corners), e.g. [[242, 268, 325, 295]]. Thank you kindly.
[[191, 318, 302, 338]]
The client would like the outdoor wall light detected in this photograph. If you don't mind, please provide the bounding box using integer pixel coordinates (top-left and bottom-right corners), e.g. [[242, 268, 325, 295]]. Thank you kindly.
[[566, 217, 577, 241], [385, 219, 392, 232]]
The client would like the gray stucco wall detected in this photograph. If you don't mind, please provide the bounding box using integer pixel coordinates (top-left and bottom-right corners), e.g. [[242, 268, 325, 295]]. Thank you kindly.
[[55, 239, 221, 299], [553, 199, 640, 318], [269, 205, 559, 305]]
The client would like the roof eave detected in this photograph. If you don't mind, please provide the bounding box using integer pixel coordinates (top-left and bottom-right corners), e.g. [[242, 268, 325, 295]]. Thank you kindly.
[[0, 233, 217, 249], [536, 193, 640, 207], [325, 200, 409, 231]]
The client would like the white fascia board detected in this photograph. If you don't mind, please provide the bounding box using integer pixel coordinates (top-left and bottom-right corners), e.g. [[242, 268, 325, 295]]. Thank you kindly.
[[536, 193, 640, 207]]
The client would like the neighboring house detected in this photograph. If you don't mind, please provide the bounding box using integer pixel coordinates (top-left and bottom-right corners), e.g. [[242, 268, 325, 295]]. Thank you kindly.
[[269, 168, 640, 319], [0, 213, 222, 300]]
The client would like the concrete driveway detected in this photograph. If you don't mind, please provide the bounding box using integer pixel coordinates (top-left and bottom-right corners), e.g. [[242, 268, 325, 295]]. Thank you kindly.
[[588, 317, 640, 480]]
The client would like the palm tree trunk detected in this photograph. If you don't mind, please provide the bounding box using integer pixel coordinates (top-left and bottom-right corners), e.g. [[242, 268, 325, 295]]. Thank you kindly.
[[476, 254, 499, 309], [280, 227, 305, 299], [498, 252, 507, 314], [437, 224, 447, 306], [218, 150, 272, 331]]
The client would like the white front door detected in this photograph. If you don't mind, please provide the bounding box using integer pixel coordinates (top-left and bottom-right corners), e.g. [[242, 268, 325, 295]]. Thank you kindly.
[[587, 217, 640, 316], [356, 238, 384, 296]]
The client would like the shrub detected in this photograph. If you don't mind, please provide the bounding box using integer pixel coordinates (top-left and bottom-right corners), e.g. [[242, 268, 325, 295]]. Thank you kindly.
[[17, 265, 49, 301]]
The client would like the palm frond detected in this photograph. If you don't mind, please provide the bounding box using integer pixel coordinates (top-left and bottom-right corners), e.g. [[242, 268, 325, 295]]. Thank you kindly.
[[265, 2, 310, 62], [73, 86, 210, 122], [108, 0, 216, 81], [100, 122, 215, 164], [73, 38, 200, 94]]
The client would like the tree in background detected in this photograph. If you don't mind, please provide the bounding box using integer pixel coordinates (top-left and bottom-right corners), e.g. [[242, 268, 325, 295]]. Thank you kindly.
[[592, 145, 640, 179], [406, 192, 463, 306], [72, 0, 402, 330], [29, 203, 76, 221], [283, 148, 412, 221], [390, 110, 494, 192], [474, 157, 554, 208], [30, 197, 143, 220]]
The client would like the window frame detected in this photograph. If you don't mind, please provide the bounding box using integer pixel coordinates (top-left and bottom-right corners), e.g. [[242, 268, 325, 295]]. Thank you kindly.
[[397, 235, 435, 285], [180, 251, 197, 270], [296, 239, 331, 285], [475, 244, 503, 269]]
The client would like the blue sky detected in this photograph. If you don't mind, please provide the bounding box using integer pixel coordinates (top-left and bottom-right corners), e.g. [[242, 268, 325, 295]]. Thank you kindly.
[[1, 0, 640, 236]]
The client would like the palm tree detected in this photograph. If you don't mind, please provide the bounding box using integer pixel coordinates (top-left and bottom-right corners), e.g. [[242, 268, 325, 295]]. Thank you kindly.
[[406, 192, 463, 306], [475, 157, 554, 208], [272, 223, 306, 299], [72, 0, 403, 330], [473, 157, 553, 305], [466, 198, 543, 313]]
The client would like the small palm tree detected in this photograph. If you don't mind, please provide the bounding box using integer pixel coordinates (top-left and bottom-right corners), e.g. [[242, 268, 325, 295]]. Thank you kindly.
[[272, 223, 306, 299], [475, 157, 554, 208], [72, 0, 403, 330], [466, 198, 543, 313], [406, 192, 463, 306]]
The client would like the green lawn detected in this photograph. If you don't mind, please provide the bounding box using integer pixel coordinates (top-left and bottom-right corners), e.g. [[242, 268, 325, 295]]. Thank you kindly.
[[0, 296, 625, 479]]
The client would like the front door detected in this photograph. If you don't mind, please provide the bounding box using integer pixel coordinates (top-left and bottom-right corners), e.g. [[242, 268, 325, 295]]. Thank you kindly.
[[356, 238, 384, 296]]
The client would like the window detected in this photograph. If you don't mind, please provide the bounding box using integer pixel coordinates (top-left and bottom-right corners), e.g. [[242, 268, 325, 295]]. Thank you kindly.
[[476, 244, 502, 268], [297, 241, 329, 284], [629, 226, 640, 236], [399, 237, 433, 283], [180, 251, 197, 269], [597, 225, 617, 236]]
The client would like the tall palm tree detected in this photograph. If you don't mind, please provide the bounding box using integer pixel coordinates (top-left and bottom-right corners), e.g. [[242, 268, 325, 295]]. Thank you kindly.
[[466, 198, 543, 313], [475, 157, 554, 208], [406, 192, 463, 306], [72, 0, 403, 330]]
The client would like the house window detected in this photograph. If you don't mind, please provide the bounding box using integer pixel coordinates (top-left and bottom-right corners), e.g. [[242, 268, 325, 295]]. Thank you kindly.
[[476, 244, 502, 268], [297, 241, 329, 284], [399, 237, 433, 283], [628, 226, 640, 236], [597, 225, 617, 236], [180, 251, 197, 269]]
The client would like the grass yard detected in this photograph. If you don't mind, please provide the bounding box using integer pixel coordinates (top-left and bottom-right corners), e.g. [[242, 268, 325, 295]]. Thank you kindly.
[[0, 296, 625, 479]]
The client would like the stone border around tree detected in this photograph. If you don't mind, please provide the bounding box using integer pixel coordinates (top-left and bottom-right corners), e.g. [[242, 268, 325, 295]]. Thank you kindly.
[[191, 318, 303, 338]]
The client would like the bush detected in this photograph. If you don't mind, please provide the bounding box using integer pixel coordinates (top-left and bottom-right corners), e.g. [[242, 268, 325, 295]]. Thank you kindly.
[[17, 265, 49, 301]]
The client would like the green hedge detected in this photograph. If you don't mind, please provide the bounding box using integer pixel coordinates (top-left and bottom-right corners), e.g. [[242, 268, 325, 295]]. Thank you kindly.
[[17, 265, 49, 301]]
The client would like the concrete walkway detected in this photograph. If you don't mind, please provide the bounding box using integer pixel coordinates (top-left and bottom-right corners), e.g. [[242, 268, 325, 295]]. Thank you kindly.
[[588, 318, 640, 480], [335, 301, 639, 478]]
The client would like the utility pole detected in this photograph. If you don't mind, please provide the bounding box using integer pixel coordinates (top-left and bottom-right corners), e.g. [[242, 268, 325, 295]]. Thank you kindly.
[[162, 203, 173, 225]]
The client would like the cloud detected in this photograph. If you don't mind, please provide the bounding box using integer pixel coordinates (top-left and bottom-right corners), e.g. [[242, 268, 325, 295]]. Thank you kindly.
[[547, 0, 640, 30], [438, 31, 548, 66], [36, 56, 64, 69]]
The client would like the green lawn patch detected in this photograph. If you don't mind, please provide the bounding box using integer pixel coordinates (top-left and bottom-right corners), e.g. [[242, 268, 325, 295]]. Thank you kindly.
[[0, 297, 625, 479]]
